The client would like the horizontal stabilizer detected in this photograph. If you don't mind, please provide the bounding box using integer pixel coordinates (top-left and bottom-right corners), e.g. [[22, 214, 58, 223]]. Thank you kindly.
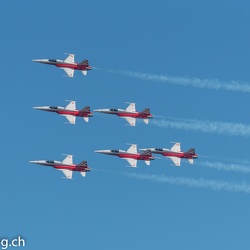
[[188, 158, 194, 164], [82, 70, 87, 75], [145, 160, 150, 166], [83, 117, 89, 122], [143, 118, 149, 124], [80, 172, 86, 177]]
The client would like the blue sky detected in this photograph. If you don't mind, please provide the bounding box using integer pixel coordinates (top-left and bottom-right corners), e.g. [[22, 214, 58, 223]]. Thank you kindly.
[[1, 0, 250, 249]]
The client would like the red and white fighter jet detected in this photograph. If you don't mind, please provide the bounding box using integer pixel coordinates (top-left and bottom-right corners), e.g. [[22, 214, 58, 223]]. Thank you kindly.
[[33, 100, 93, 124], [29, 155, 90, 179], [32, 53, 91, 77], [94, 103, 153, 126], [140, 142, 198, 166], [95, 144, 154, 167]]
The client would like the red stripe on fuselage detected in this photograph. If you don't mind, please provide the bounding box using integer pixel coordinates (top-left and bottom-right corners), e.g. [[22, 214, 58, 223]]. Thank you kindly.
[[118, 153, 153, 161], [53, 165, 89, 172], [117, 113, 152, 119], [55, 110, 91, 117], [161, 152, 194, 159], [55, 63, 90, 71]]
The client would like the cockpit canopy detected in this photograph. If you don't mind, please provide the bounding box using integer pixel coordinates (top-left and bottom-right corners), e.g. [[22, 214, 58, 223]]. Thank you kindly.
[[110, 108, 118, 112], [111, 149, 119, 153], [46, 160, 55, 164], [48, 59, 57, 62], [49, 106, 58, 109], [155, 148, 163, 151]]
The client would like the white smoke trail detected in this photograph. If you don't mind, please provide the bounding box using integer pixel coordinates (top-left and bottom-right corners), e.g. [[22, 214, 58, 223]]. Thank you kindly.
[[200, 161, 250, 174], [119, 71, 250, 93], [127, 173, 250, 194], [151, 118, 250, 137]]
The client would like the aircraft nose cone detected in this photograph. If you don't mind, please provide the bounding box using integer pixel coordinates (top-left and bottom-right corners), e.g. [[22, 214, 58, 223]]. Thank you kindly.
[[94, 150, 110, 154], [94, 150, 103, 153], [29, 160, 39, 164], [32, 59, 50, 64]]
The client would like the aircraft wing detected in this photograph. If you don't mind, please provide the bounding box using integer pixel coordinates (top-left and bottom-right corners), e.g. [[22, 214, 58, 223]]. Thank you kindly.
[[127, 144, 137, 154], [62, 115, 76, 124], [170, 142, 181, 152], [125, 158, 137, 168], [125, 103, 136, 112], [64, 54, 75, 63], [61, 67, 74, 77], [168, 156, 181, 166], [62, 155, 73, 165], [125, 117, 136, 126], [66, 101, 76, 110], [60, 169, 73, 179]]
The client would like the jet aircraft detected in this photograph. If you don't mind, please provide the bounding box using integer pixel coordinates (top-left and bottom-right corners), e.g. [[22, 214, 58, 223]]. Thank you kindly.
[[140, 142, 198, 166], [33, 100, 93, 124], [95, 144, 154, 167], [94, 103, 153, 126], [29, 155, 90, 179], [32, 53, 91, 77]]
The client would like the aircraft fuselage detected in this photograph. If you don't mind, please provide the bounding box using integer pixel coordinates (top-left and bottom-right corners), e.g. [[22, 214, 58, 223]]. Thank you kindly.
[[34, 106, 93, 118]]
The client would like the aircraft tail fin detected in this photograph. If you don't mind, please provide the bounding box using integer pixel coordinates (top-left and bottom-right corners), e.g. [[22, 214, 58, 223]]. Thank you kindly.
[[140, 108, 150, 115], [77, 160, 88, 167], [185, 148, 196, 155], [79, 59, 89, 66], [80, 106, 90, 113], [142, 149, 152, 156]]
